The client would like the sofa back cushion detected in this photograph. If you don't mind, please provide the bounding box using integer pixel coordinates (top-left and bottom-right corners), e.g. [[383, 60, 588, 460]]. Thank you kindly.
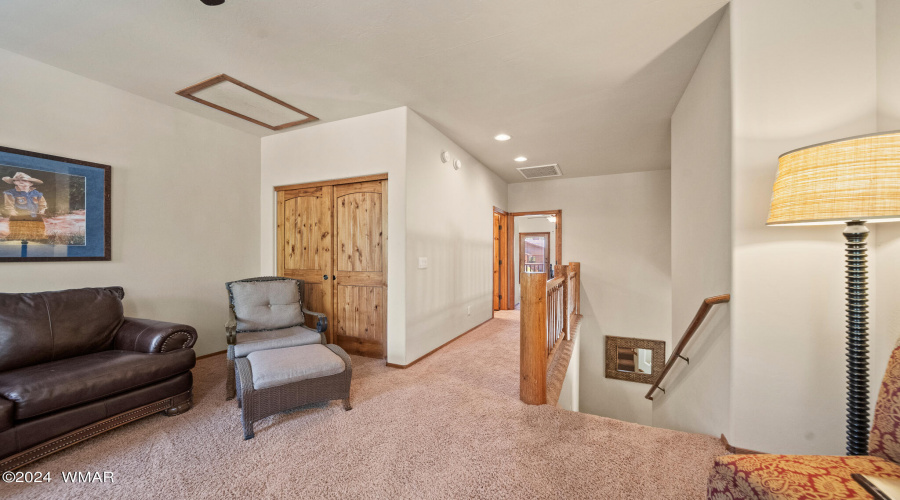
[[870, 344, 900, 462], [0, 287, 124, 372], [228, 279, 304, 332]]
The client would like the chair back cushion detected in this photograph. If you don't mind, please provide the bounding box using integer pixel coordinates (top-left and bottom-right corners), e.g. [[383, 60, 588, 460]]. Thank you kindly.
[[228, 279, 304, 332], [0, 287, 125, 372], [870, 344, 900, 462]]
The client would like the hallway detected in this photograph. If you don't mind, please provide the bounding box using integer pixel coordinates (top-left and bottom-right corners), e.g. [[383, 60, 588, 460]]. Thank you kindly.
[[7, 310, 727, 499]]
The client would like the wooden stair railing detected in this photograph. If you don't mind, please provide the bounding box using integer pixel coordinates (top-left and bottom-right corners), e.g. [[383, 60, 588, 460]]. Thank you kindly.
[[521, 262, 581, 405], [645, 294, 730, 401]]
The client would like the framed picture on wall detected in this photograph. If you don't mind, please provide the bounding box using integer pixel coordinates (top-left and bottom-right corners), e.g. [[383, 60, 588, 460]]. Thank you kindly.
[[0, 145, 111, 262]]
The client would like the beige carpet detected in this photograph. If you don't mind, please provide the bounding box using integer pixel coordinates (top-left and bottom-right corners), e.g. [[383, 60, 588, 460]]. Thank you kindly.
[[6, 310, 726, 499]]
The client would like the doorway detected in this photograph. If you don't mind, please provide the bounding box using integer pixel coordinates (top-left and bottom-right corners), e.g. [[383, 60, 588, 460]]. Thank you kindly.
[[510, 210, 562, 308]]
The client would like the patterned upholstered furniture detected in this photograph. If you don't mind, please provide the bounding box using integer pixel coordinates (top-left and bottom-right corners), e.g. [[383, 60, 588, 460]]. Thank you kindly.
[[235, 343, 352, 439], [708, 344, 900, 499], [225, 277, 328, 400]]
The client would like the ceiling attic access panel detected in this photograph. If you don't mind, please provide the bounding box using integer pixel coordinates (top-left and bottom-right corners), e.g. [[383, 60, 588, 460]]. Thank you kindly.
[[176, 74, 318, 130]]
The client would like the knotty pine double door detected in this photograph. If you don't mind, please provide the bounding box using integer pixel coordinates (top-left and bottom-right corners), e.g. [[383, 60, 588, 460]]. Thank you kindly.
[[276, 175, 387, 359]]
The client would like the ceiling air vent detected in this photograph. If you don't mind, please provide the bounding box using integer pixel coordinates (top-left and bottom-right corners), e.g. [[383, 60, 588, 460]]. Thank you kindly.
[[516, 164, 562, 180]]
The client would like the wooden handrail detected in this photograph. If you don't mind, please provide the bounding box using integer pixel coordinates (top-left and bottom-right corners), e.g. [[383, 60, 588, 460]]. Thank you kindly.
[[645, 294, 730, 401], [521, 262, 581, 405]]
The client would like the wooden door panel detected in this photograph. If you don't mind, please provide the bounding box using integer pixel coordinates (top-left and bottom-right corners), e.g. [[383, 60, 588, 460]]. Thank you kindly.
[[301, 281, 326, 317], [335, 191, 383, 272], [277, 186, 333, 337], [336, 285, 384, 340], [284, 195, 324, 271], [333, 180, 386, 358]]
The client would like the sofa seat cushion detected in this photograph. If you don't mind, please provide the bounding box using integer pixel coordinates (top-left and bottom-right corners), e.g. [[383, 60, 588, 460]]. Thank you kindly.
[[0, 398, 11, 433], [0, 349, 195, 420], [247, 344, 346, 390], [708, 454, 900, 499], [232, 326, 322, 358]]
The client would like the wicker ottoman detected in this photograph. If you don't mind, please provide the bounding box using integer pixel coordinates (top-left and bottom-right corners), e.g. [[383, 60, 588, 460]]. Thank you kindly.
[[235, 343, 352, 439]]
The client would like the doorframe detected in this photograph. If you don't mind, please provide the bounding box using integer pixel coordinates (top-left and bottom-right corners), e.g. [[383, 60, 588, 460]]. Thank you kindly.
[[492, 206, 513, 313], [274, 173, 389, 192], [508, 210, 562, 266], [275, 173, 389, 358], [508, 210, 562, 309]]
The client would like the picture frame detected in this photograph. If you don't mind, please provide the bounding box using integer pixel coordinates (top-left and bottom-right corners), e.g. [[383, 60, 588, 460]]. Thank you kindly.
[[0, 145, 111, 262], [605, 336, 666, 385]]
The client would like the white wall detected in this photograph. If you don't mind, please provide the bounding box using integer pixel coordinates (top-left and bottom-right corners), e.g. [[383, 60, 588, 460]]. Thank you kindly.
[[874, 0, 900, 400], [405, 109, 507, 362], [259, 108, 408, 363], [509, 171, 671, 425], [730, 0, 879, 454], [513, 216, 557, 304], [557, 330, 581, 412], [652, 9, 732, 436], [0, 48, 261, 357]]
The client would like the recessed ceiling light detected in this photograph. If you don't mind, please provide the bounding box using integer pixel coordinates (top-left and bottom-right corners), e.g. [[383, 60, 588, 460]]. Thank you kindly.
[[494, 134, 511, 141], [514, 156, 527, 162]]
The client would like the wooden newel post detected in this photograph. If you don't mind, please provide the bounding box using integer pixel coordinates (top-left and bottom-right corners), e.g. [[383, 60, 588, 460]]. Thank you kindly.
[[521, 272, 548, 405]]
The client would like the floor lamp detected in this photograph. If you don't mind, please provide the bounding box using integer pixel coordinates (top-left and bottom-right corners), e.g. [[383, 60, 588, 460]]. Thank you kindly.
[[767, 130, 900, 456]]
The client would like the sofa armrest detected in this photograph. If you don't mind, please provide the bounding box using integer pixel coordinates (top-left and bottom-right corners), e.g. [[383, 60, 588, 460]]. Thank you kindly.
[[303, 308, 328, 333], [114, 317, 198, 353]]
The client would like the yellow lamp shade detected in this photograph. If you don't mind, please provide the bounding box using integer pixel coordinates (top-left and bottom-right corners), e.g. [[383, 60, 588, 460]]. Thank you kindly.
[[767, 131, 900, 225]]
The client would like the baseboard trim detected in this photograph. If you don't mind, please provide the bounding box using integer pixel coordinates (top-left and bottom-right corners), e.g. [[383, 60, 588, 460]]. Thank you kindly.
[[720, 434, 764, 455], [386, 318, 492, 369], [197, 349, 226, 360]]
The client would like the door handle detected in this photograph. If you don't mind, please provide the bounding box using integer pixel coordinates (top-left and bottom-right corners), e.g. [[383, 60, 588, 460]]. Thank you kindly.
[[323, 275, 329, 280]]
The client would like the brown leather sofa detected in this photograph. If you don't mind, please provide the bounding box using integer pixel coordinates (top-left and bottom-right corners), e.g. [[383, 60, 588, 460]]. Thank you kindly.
[[0, 286, 197, 471]]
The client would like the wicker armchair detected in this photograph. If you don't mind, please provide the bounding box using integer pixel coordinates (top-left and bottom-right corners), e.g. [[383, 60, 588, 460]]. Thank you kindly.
[[224, 276, 328, 400]]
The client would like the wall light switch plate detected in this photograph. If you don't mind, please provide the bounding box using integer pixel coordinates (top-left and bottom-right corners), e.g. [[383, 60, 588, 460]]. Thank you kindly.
[[418, 257, 428, 269], [467, 306, 471, 316]]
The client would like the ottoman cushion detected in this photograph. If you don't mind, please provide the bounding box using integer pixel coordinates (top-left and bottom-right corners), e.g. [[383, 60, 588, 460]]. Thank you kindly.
[[247, 344, 346, 390]]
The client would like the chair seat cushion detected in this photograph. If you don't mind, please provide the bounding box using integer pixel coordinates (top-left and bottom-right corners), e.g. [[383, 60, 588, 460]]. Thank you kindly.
[[247, 344, 346, 390], [708, 454, 900, 499], [0, 349, 196, 420], [232, 326, 321, 358]]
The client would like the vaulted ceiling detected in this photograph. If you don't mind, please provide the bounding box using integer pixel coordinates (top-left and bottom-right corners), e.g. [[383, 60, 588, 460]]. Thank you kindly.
[[0, 0, 728, 183]]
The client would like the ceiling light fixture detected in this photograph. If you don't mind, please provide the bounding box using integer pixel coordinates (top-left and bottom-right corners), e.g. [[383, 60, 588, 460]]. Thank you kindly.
[[201, 0, 225, 5], [494, 134, 511, 141], [514, 156, 527, 162]]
